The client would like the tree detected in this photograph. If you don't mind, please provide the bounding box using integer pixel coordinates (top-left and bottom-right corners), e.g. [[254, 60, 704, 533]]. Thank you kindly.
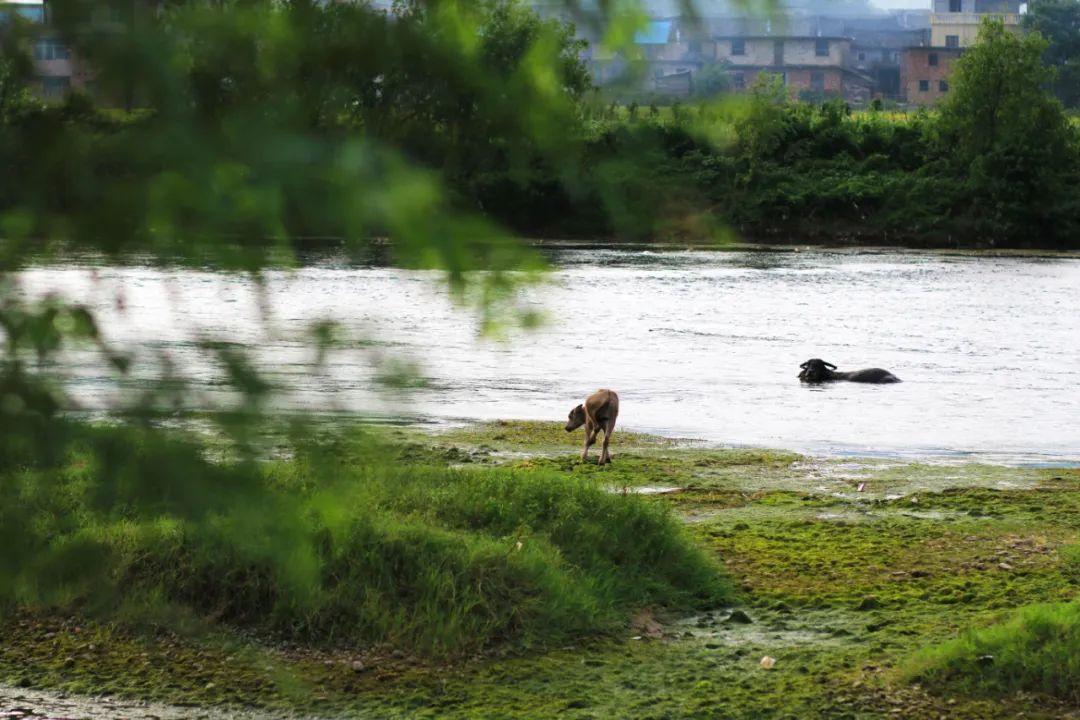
[[1023, 0, 1080, 107], [937, 19, 1079, 244], [692, 62, 730, 98]]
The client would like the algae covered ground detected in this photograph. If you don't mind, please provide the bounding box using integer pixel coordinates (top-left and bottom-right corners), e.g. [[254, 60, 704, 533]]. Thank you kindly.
[[2, 420, 1078, 719]]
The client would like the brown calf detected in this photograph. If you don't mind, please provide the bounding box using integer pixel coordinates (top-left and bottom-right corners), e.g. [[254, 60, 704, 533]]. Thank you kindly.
[[565, 389, 619, 465]]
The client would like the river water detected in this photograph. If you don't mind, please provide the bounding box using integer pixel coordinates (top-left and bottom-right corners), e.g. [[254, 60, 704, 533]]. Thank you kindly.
[[16, 248, 1080, 465]]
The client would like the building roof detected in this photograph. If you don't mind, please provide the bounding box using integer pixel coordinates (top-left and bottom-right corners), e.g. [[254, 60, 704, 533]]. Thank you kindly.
[[635, 20, 674, 45]]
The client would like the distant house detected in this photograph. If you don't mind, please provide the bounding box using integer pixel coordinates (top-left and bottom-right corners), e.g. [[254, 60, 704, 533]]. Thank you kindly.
[[654, 69, 693, 96], [0, 0, 86, 100], [898, 0, 1021, 106], [635, 19, 711, 95], [929, 0, 1021, 49], [587, 18, 712, 96], [843, 17, 929, 99], [715, 35, 872, 102], [900, 46, 962, 106], [570, 6, 1013, 105]]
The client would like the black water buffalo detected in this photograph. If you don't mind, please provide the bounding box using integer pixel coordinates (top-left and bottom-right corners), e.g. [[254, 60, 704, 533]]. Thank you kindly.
[[798, 359, 901, 384]]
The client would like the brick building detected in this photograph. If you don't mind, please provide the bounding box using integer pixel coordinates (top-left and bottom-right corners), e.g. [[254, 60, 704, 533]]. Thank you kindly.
[[844, 17, 929, 99], [714, 35, 872, 102], [900, 46, 962, 106], [929, 0, 1021, 48]]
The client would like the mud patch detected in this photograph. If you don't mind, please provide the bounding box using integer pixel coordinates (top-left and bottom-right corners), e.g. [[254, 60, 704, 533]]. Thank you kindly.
[[0, 686, 310, 720], [616, 485, 685, 496], [676, 608, 857, 650]]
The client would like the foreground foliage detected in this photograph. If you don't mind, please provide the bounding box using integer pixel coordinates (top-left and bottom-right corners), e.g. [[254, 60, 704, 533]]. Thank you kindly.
[[0, 421, 727, 656]]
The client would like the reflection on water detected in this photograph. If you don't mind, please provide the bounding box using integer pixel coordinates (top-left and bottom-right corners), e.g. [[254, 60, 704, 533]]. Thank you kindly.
[[16, 249, 1080, 465]]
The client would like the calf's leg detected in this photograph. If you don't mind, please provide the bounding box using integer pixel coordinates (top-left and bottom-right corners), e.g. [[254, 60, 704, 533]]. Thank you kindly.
[[582, 422, 598, 462], [599, 419, 615, 465]]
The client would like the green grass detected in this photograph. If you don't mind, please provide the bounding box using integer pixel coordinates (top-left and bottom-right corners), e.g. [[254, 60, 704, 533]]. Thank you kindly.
[[4, 420, 1079, 718], [904, 540, 1080, 705], [0, 421, 729, 657], [906, 600, 1080, 704]]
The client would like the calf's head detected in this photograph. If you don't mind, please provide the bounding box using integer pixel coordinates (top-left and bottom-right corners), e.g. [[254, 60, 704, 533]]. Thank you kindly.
[[799, 358, 837, 383], [565, 404, 586, 432]]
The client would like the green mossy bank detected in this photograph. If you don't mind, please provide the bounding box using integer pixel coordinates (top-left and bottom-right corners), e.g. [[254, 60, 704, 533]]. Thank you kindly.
[[907, 581, 1080, 705], [2, 420, 1078, 719], [0, 421, 728, 658]]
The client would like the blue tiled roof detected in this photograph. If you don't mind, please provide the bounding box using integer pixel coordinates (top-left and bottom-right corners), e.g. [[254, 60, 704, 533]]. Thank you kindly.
[[635, 20, 672, 45]]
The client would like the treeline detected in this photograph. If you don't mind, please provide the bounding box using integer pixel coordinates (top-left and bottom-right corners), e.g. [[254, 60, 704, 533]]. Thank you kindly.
[[491, 22, 1080, 249], [1, 5, 1078, 250], [392, 16, 1080, 249]]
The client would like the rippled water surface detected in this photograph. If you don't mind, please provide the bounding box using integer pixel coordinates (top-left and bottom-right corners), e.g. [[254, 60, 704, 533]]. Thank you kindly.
[[19, 249, 1080, 464]]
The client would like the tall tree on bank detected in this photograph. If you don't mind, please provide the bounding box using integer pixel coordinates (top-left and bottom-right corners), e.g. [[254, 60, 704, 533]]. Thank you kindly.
[[937, 19, 1079, 245], [1022, 0, 1080, 108]]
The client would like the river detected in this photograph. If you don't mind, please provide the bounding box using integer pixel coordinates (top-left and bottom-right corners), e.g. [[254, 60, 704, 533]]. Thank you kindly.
[[16, 247, 1080, 465]]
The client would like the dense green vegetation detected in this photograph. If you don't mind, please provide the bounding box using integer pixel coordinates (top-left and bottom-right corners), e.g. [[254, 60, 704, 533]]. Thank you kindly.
[[578, 22, 1080, 248], [1023, 0, 1080, 108], [1, 420, 726, 656]]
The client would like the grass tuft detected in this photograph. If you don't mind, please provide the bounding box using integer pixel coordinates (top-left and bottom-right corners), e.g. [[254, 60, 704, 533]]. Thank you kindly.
[[905, 599, 1080, 704]]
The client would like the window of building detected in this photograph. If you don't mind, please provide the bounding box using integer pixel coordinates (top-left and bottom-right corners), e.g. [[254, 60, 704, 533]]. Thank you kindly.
[[945, 35, 960, 48], [731, 38, 746, 56], [919, 79, 929, 92], [811, 71, 826, 92], [33, 39, 70, 62], [40, 76, 70, 99], [858, 52, 866, 62], [733, 72, 746, 90], [815, 39, 829, 57], [939, 80, 949, 92], [928, 53, 938, 67], [689, 40, 701, 53], [948, 0, 962, 11]]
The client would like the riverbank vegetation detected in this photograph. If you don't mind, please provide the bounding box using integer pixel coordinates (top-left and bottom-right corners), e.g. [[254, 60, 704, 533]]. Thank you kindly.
[[557, 22, 1080, 248], [2, 7, 1078, 251], [0, 420, 726, 657], [2, 421, 1077, 718]]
